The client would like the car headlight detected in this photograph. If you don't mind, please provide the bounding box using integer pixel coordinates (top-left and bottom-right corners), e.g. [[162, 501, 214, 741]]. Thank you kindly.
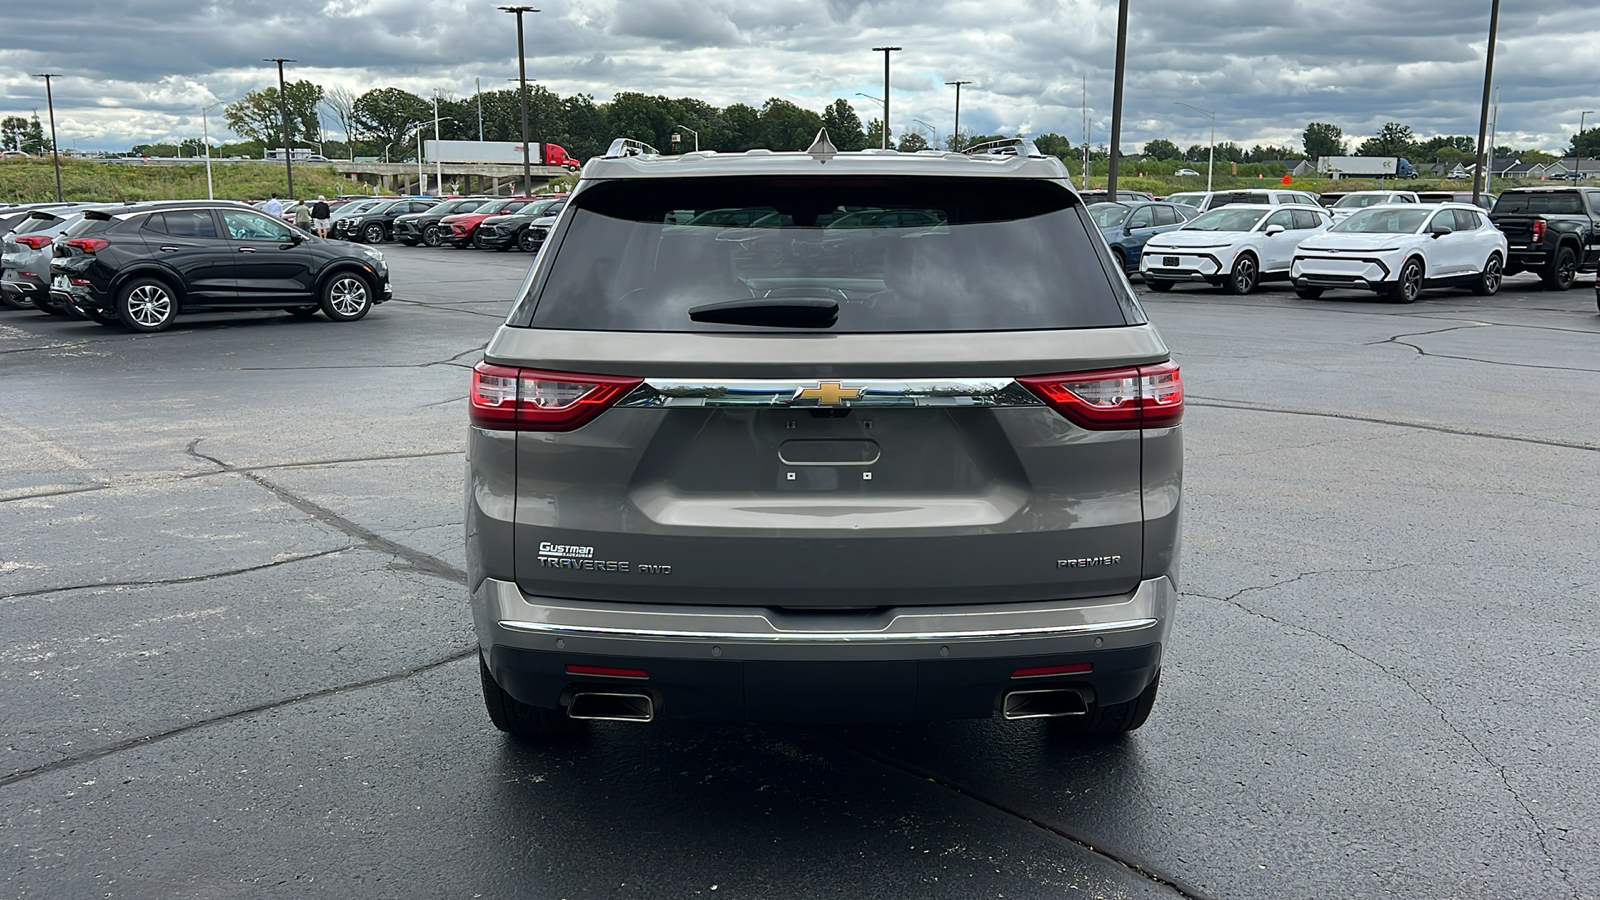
[[359, 247, 385, 263]]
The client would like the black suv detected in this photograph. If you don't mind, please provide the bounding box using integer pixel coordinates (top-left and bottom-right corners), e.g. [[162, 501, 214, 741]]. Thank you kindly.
[[48, 201, 391, 332], [393, 197, 494, 247], [333, 197, 440, 243], [472, 197, 567, 251]]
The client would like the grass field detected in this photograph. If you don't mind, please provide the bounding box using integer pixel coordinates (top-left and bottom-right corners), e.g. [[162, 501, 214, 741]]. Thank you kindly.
[[0, 159, 367, 203]]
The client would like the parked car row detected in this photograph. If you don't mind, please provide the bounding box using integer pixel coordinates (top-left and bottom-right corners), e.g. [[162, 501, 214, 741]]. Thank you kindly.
[[334, 193, 568, 251], [0, 199, 390, 331]]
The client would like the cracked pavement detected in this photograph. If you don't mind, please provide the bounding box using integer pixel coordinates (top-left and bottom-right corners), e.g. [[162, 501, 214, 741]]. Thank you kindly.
[[2, 248, 1597, 899]]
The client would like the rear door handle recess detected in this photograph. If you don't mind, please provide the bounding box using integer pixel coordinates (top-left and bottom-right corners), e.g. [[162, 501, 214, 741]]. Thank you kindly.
[[158, 246, 180, 252], [237, 247, 256, 253]]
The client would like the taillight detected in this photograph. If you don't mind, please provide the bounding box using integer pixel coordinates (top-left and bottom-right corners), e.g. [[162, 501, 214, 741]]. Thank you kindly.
[[1531, 220, 1546, 243], [15, 235, 52, 250], [1018, 361, 1184, 430], [469, 362, 642, 431], [66, 238, 108, 253]]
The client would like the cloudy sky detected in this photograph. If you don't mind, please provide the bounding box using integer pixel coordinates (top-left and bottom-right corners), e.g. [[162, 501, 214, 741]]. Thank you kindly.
[[1, 0, 1596, 154]]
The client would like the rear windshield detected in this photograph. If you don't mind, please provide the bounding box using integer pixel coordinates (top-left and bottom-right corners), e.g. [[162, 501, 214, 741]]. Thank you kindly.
[[1491, 192, 1583, 215], [12, 213, 66, 235], [62, 215, 117, 237], [517, 176, 1135, 333], [1208, 192, 1271, 209]]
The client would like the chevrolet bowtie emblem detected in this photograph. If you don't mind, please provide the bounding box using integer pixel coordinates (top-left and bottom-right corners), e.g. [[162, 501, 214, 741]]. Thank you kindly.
[[793, 381, 864, 405]]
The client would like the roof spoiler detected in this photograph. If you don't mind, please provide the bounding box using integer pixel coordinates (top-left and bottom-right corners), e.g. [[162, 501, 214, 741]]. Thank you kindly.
[[84, 209, 114, 220], [963, 137, 1044, 159], [604, 138, 660, 159], [27, 210, 61, 221]]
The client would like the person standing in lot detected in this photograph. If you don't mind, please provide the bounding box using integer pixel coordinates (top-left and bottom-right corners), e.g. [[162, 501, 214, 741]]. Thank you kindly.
[[294, 199, 312, 231], [311, 195, 331, 238], [262, 192, 285, 218]]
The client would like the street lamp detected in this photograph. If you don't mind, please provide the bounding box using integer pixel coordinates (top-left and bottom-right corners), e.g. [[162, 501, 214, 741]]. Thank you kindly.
[[1471, 0, 1500, 205], [944, 80, 971, 151], [264, 58, 298, 198], [202, 101, 222, 200], [871, 46, 900, 149], [499, 6, 540, 196], [31, 73, 64, 202], [671, 124, 699, 152], [912, 118, 938, 149], [1175, 101, 1217, 193]]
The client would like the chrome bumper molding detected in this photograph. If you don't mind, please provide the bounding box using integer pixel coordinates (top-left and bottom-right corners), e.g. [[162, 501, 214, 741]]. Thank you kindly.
[[490, 577, 1171, 645], [616, 377, 1046, 410]]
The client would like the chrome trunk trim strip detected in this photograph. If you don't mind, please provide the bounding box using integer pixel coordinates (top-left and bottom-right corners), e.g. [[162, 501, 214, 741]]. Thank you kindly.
[[616, 378, 1045, 409]]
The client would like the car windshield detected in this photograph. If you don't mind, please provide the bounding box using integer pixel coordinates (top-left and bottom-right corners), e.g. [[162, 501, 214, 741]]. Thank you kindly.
[[440, 199, 487, 214], [1491, 192, 1583, 214], [1331, 208, 1430, 233], [1183, 208, 1266, 232], [1333, 194, 1392, 209], [1166, 193, 1206, 208], [519, 176, 1133, 334], [1087, 203, 1131, 228]]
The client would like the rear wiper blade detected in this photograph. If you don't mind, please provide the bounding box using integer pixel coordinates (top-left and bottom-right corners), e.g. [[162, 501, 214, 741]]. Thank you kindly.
[[688, 297, 839, 329]]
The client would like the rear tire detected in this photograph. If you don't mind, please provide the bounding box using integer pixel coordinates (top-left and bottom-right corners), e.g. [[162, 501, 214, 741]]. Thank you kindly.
[[1144, 278, 1174, 292], [0, 289, 34, 311], [286, 306, 320, 320], [1387, 258, 1424, 304], [116, 278, 177, 332], [1049, 673, 1159, 741], [1472, 253, 1503, 296], [84, 306, 120, 326], [1294, 285, 1325, 299], [1541, 245, 1577, 291], [1223, 253, 1259, 295], [480, 656, 584, 737]]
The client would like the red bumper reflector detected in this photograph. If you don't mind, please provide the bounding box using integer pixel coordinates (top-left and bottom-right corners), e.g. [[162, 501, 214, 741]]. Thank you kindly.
[[1012, 663, 1093, 678], [566, 664, 649, 680]]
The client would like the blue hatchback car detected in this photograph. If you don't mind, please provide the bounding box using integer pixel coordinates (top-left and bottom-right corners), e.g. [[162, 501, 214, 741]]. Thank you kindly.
[[1088, 201, 1194, 273]]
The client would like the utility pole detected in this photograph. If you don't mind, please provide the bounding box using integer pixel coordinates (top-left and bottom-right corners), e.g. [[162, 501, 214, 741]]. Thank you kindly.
[[945, 80, 971, 151], [202, 102, 221, 200], [1176, 102, 1217, 193], [1082, 76, 1089, 191], [265, 58, 297, 199], [1106, 0, 1130, 196], [433, 92, 443, 193], [1471, 0, 1500, 206], [1486, 89, 1499, 196], [872, 46, 901, 149], [477, 77, 484, 141], [32, 73, 64, 202], [500, 6, 539, 195]]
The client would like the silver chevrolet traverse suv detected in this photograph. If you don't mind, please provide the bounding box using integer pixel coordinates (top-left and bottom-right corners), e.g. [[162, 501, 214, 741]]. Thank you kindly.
[[466, 136, 1183, 738]]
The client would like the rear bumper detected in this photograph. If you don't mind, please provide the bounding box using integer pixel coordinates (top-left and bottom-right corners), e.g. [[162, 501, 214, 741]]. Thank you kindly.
[[2, 278, 44, 304], [473, 575, 1174, 722]]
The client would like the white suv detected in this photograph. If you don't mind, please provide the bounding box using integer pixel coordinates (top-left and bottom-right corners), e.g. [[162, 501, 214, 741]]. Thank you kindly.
[[1291, 203, 1508, 302], [1140, 204, 1334, 294]]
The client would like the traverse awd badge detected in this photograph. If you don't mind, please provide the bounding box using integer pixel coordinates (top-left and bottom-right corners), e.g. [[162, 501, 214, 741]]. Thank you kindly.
[[792, 381, 864, 406]]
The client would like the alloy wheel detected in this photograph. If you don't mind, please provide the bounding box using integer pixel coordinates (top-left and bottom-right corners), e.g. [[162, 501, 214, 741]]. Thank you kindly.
[[126, 284, 172, 327], [328, 277, 368, 317]]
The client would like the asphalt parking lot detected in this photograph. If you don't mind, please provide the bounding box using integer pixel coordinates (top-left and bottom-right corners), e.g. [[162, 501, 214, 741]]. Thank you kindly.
[[3, 247, 1598, 899]]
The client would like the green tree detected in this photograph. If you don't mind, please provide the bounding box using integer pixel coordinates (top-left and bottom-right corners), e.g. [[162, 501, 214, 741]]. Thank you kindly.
[[21, 114, 51, 155], [821, 99, 867, 151], [1142, 137, 1181, 160], [723, 103, 761, 151], [1034, 133, 1075, 159], [1417, 135, 1474, 156], [351, 87, 430, 157], [1302, 121, 1345, 158], [0, 116, 25, 152], [1571, 128, 1600, 158], [897, 131, 929, 152], [864, 118, 885, 149], [225, 80, 324, 148], [755, 98, 822, 151], [1356, 122, 1417, 157], [1521, 149, 1558, 165]]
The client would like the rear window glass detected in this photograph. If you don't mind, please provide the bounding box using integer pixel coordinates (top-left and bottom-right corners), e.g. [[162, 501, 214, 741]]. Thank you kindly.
[[61, 215, 117, 237], [13, 213, 65, 235], [518, 176, 1134, 333], [1492, 192, 1583, 215]]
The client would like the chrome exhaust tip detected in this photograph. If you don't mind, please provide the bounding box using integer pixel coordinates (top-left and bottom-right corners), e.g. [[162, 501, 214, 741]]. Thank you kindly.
[[567, 692, 655, 722], [1002, 688, 1088, 720]]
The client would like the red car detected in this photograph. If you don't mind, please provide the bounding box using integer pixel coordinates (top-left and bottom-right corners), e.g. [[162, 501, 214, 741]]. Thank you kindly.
[[441, 197, 540, 248]]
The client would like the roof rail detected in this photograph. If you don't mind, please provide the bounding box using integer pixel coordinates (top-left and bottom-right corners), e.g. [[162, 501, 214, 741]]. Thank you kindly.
[[604, 138, 661, 159], [962, 137, 1044, 159]]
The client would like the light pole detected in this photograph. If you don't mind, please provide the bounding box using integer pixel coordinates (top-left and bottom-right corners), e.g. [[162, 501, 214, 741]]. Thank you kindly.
[[944, 80, 971, 151], [913, 118, 938, 150], [1579, 110, 1595, 172], [500, 6, 539, 196], [477, 77, 484, 141], [671, 124, 699, 152], [871, 46, 900, 149], [32, 73, 64, 202], [1176, 101, 1217, 193], [433, 92, 443, 192], [1471, 0, 1500, 206], [855, 92, 885, 145], [202, 101, 221, 200], [265, 58, 297, 199], [1106, 0, 1130, 195]]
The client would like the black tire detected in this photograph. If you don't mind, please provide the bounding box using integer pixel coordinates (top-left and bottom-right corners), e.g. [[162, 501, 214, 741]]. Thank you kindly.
[[1144, 278, 1175, 292], [517, 229, 540, 253], [0, 289, 34, 311], [1541, 245, 1578, 291], [1049, 673, 1160, 741], [286, 306, 320, 320], [1222, 253, 1259, 295], [400, 239, 419, 247], [116, 278, 177, 332], [83, 306, 121, 326], [472, 231, 487, 250], [361, 222, 385, 244], [480, 656, 584, 737], [35, 294, 72, 317], [318, 272, 373, 322], [1472, 253, 1503, 296], [1111, 248, 1128, 273], [1387, 257, 1424, 304], [1294, 285, 1325, 299], [422, 225, 442, 248]]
